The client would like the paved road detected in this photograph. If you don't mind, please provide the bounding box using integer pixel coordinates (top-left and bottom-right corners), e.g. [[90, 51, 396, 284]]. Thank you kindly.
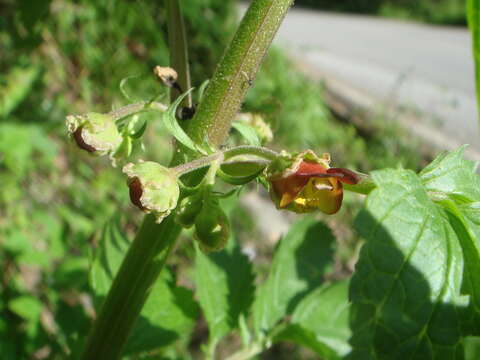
[[270, 6, 480, 153]]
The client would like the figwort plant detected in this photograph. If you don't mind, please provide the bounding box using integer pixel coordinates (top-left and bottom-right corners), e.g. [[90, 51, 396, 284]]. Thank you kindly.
[[66, 0, 480, 359]]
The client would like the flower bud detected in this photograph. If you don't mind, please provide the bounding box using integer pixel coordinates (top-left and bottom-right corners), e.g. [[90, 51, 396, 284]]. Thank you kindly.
[[194, 197, 230, 252], [175, 192, 203, 229], [66, 112, 123, 157], [236, 113, 273, 144], [123, 161, 180, 222]]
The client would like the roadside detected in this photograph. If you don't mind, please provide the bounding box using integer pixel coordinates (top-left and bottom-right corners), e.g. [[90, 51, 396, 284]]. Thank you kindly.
[[245, 5, 480, 160]]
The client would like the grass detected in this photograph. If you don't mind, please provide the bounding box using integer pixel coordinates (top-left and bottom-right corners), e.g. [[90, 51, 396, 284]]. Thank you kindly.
[[295, 0, 467, 26]]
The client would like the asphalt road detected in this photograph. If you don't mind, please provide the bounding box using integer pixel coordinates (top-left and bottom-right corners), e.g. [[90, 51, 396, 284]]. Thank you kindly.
[[269, 6, 480, 153]]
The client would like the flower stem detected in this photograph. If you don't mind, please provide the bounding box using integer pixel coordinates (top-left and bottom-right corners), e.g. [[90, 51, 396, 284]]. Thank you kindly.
[[187, 0, 294, 148], [172, 145, 279, 176], [80, 214, 181, 360], [166, 0, 192, 107]]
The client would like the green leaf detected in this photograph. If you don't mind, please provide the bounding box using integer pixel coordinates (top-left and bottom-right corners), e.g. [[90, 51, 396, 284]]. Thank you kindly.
[[349, 168, 467, 359], [194, 240, 255, 345], [274, 281, 351, 359], [420, 145, 480, 202], [232, 121, 261, 146], [218, 161, 265, 185], [162, 89, 203, 153], [0, 66, 40, 118], [420, 148, 480, 333], [465, 336, 480, 360], [90, 218, 199, 354], [123, 270, 199, 355], [441, 201, 480, 323], [252, 218, 336, 338], [8, 296, 42, 322]]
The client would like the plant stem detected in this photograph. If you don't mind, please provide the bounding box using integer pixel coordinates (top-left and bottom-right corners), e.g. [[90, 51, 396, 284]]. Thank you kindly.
[[166, 0, 192, 107], [80, 214, 181, 360], [172, 145, 279, 176], [223, 145, 279, 161], [187, 0, 294, 148]]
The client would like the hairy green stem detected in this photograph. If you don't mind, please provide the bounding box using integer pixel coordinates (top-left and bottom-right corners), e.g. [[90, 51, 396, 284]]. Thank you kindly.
[[188, 0, 294, 147], [172, 145, 279, 176], [80, 215, 181, 360], [167, 0, 192, 107]]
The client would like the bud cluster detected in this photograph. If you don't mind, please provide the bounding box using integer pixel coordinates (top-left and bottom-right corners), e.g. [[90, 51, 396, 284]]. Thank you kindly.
[[176, 186, 230, 252]]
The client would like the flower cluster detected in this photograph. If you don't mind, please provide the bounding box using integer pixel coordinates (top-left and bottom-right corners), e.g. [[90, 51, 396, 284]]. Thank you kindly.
[[66, 66, 364, 252]]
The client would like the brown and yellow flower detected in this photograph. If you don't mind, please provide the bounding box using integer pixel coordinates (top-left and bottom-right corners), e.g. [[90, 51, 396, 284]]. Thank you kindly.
[[267, 150, 360, 214]]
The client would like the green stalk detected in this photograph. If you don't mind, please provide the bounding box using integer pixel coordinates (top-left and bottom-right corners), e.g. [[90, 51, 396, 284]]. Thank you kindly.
[[468, 0, 480, 127], [188, 0, 294, 147], [80, 215, 181, 360], [167, 0, 192, 107], [80, 1, 293, 358]]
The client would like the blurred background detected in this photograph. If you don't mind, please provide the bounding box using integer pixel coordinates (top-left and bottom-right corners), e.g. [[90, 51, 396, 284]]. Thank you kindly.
[[0, 0, 473, 359]]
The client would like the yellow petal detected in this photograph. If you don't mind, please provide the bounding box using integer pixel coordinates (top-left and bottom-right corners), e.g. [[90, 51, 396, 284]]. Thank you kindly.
[[293, 178, 343, 214]]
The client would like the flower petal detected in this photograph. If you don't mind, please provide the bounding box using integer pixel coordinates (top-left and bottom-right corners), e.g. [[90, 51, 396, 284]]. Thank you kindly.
[[327, 167, 362, 185], [294, 178, 343, 214]]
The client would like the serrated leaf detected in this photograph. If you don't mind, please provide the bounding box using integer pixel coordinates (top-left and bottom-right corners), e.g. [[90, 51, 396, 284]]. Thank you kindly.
[[252, 218, 336, 337], [441, 201, 480, 323], [420, 146, 480, 202], [90, 218, 199, 354], [162, 89, 202, 153], [421, 149, 480, 335], [349, 168, 467, 359], [123, 270, 199, 355], [194, 241, 255, 344], [274, 280, 351, 359], [232, 121, 261, 146]]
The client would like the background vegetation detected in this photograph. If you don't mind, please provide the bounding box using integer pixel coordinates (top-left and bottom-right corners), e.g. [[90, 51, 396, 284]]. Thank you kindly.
[[297, 0, 467, 25]]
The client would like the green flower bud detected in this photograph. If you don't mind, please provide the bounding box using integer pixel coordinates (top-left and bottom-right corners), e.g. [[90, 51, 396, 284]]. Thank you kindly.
[[194, 197, 230, 252], [175, 191, 203, 229], [123, 161, 180, 223], [66, 112, 123, 158], [236, 112, 273, 144]]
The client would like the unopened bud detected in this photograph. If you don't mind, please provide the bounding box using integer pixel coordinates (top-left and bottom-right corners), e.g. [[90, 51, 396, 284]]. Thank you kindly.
[[236, 113, 273, 144], [175, 192, 203, 229], [194, 197, 230, 252], [123, 161, 180, 222], [66, 112, 122, 157]]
